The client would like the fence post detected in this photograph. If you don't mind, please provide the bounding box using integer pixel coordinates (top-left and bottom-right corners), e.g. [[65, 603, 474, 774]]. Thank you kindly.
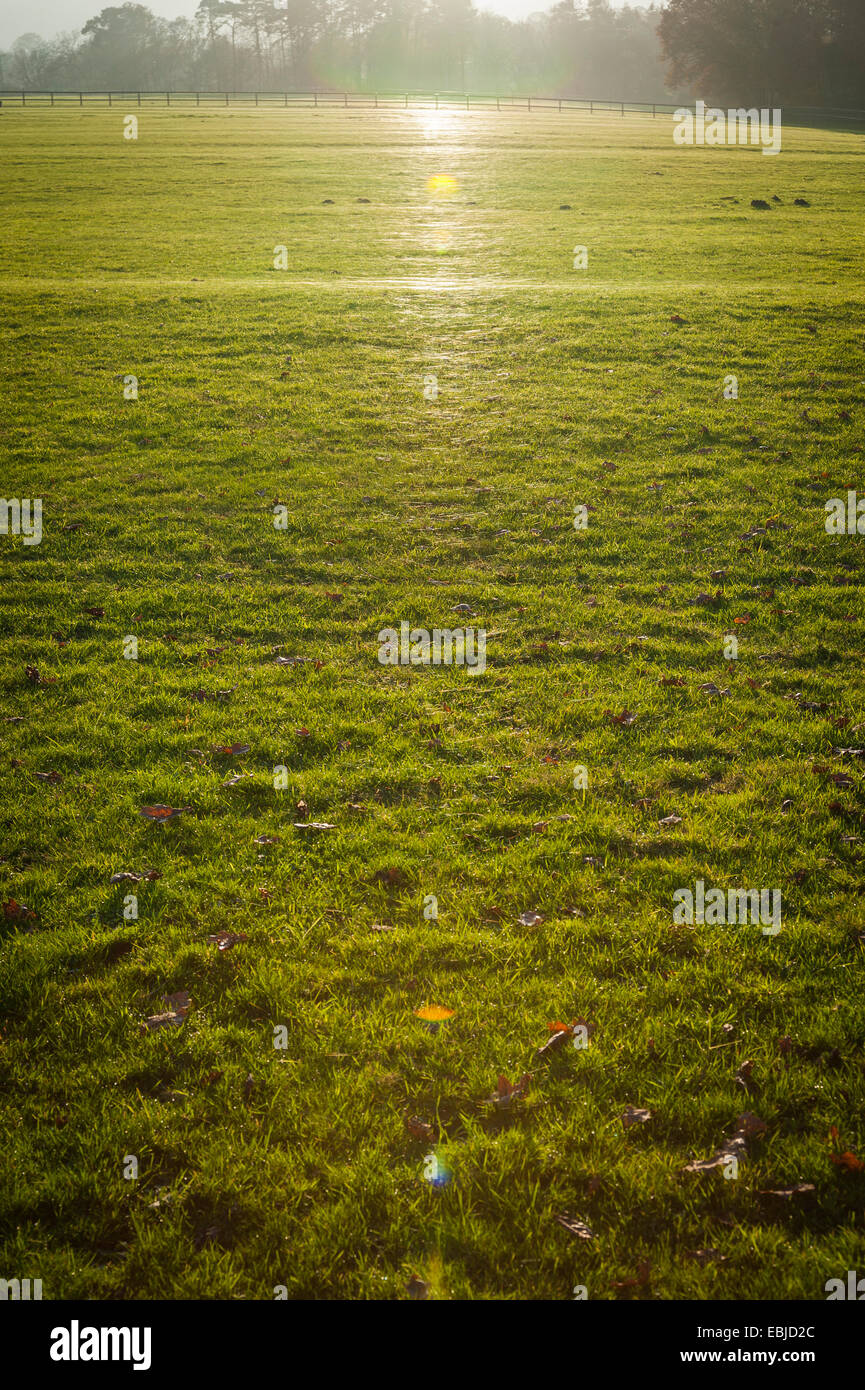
[[344, 92, 348, 107], [652, 103, 655, 117], [166, 91, 170, 106], [51, 92, 54, 107], [196, 91, 200, 106], [590, 100, 593, 113], [108, 91, 112, 106], [621, 101, 624, 117], [79, 92, 82, 105], [138, 91, 141, 106], [527, 95, 531, 111], [255, 92, 258, 105], [225, 91, 229, 105], [558, 98, 561, 112], [314, 91, 318, 107]]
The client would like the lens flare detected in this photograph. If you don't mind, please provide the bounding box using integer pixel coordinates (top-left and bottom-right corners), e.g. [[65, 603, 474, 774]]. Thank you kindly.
[[423, 1150, 452, 1188], [426, 174, 458, 194]]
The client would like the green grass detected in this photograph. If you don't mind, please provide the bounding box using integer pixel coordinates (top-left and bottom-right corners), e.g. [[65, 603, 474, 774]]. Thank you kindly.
[[0, 106, 864, 1301]]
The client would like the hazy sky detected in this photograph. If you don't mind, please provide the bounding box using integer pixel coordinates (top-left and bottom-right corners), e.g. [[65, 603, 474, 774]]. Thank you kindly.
[[0, 0, 650, 49]]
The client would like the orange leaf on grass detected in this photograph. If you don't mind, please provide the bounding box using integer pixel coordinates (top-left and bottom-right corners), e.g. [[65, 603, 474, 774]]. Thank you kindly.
[[830, 1150, 864, 1173], [415, 1005, 454, 1023]]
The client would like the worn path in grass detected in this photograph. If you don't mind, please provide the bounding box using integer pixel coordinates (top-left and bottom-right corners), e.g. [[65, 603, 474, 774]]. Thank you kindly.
[[0, 108, 864, 1299]]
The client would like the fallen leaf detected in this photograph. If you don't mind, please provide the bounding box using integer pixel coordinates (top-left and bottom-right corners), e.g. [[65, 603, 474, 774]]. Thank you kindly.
[[554, 1213, 594, 1241], [415, 1005, 454, 1023], [484, 1073, 532, 1108], [142, 990, 191, 1032], [622, 1106, 652, 1129], [207, 930, 248, 953], [605, 708, 637, 726], [405, 1114, 434, 1141], [758, 1184, 816, 1203]]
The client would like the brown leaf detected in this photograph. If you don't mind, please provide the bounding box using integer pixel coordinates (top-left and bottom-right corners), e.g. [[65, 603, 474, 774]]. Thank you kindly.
[[2, 898, 37, 924], [207, 930, 248, 953], [554, 1212, 594, 1241], [404, 1114, 434, 1141], [485, 1073, 532, 1108], [605, 708, 638, 726], [142, 990, 191, 1032], [735, 1111, 768, 1139], [518, 910, 544, 927], [622, 1106, 652, 1129], [610, 1259, 651, 1291], [758, 1184, 816, 1204], [830, 1150, 865, 1173], [734, 1060, 760, 1095]]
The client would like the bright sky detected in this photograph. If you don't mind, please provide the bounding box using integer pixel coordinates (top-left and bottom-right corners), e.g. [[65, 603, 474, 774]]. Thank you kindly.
[[0, 0, 651, 49]]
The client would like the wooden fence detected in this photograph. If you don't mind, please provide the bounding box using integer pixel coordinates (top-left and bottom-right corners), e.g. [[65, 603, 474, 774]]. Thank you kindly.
[[1, 91, 863, 121]]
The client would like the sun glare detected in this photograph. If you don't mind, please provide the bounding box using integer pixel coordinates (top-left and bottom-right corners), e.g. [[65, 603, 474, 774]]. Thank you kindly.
[[426, 174, 458, 194]]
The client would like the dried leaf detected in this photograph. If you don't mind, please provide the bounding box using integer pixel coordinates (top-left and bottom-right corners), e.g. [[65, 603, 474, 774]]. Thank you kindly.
[[758, 1184, 815, 1203], [405, 1114, 434, 1141], [484, 1073, 532, 1108], [605, 708, 637, 726], [554, 1213, 594, 1241], [415, 1005, 454, 1023], [142, 990, 191, 1032], [622, 1105, 652, 1130], [207, 930, 248, 953]]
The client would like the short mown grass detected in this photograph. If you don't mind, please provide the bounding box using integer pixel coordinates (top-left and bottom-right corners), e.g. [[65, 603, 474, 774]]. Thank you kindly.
[[0, 106, 863, 1300]]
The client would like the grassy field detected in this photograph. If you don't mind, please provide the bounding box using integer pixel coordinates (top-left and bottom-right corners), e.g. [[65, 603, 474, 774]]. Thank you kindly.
[[0, 105, 864, 1301]]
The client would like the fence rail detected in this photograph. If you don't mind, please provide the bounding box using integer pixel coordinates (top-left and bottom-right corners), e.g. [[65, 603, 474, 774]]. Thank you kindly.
[[1, 90, 864, 121]]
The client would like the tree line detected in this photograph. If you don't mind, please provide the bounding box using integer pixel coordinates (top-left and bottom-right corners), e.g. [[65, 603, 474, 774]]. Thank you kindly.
[[1, 0, 863, 108]]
